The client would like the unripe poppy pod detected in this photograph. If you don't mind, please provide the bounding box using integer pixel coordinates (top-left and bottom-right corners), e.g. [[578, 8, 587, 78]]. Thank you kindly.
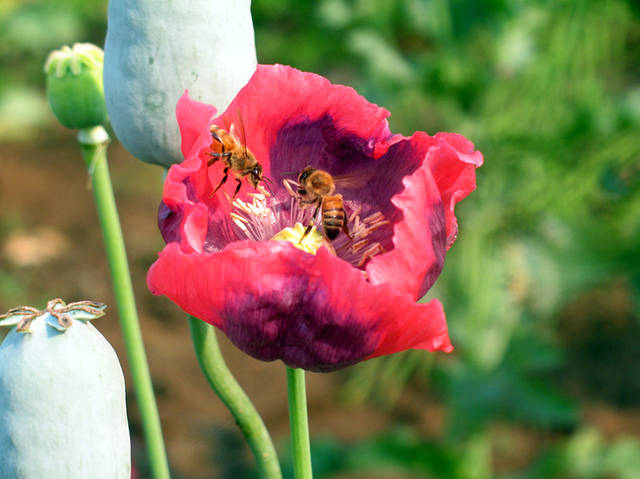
[[0, 299, 130, 479], [44, 43, 108, 129], [103, 0, 257, 167]]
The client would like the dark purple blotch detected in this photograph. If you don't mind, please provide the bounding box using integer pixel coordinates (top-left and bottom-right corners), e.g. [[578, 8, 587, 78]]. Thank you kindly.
[[221, 273, 380, 372]]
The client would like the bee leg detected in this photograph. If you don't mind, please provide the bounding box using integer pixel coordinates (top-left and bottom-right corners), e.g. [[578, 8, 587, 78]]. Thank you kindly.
[[213, 167, 229, 193], [342, 216, 353, 240], [301, 224, 313, 243], [232, 178, 243, 199], [261, 177, 275, 196], [209, 130, 230, 166], [300, 201, 321, 243], [207, 151, 231, 167], [210, 129, 224, 145]]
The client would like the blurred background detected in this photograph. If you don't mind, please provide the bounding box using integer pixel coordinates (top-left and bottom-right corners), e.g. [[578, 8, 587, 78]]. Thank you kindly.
[[1, 0, 639, 477]]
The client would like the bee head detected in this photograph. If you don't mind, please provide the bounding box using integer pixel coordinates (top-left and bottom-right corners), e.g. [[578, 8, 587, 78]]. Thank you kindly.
[[248, 164, 263, 188], [298, 166, 315, 184]]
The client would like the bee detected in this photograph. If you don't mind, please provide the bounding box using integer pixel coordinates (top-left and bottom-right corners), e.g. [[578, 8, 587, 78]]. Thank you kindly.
[[295, 167, 353, 242], [208, 113, 270, 198]]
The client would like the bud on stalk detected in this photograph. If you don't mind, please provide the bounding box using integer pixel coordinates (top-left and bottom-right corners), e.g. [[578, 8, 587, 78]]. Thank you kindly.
[[45, 43, 108, 129]]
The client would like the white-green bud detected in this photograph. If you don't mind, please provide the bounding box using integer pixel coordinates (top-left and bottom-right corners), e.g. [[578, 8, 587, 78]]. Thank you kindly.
[[0, 299, 130, 479], [44, 43, 108, 129]]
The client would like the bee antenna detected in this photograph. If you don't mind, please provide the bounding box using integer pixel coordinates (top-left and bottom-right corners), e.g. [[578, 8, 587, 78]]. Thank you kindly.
[[262, 176, 274, 195]]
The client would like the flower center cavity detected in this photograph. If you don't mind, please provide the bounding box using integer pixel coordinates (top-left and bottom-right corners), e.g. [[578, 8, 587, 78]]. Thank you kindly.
[[228, 181, 389, 270]]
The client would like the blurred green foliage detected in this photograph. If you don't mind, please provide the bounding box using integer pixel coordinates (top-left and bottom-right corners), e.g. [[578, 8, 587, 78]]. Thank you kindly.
[[255, 0, 640, 476], [1, 0, 639, 477], [279, 428, 640, 479]]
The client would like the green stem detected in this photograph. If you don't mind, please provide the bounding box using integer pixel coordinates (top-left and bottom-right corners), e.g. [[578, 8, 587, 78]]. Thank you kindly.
[[286, 367, 313, 479], [188, 316, 283, 479], [78, 126, 171, 479]]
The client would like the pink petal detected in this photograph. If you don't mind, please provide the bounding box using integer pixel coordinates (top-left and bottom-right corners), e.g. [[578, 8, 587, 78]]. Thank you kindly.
[[366, 133, 447, 300], [367, 297, 452, 359], [176, 91, 218, 160], [147, 241, 451, 372], [430, 133, 484, 249], [210, 64, 395, 184]]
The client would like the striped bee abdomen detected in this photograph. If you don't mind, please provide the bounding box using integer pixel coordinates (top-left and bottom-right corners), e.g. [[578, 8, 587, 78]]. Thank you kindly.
[[322, 195, 346, 240]]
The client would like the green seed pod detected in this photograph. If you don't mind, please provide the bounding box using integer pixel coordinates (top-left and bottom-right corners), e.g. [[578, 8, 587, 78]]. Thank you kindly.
[[44, 43, 108, 129], [0, 300, 130, 479], [103, 0, 257, 167]]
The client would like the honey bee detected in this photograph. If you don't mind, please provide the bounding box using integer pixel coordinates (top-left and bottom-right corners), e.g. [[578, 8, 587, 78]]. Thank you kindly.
[[295, 167, 353, 242], [208, 114, 270, 198]]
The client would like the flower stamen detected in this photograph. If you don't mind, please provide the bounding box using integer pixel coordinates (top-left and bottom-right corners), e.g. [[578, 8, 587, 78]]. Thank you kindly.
[[348, 205, 362, 224], [357, 243, 385, 267], [350, 239, 369, 253], [230, 212, 250, 232], [363, 212, 384, 224], [282, 178, 298, 197]]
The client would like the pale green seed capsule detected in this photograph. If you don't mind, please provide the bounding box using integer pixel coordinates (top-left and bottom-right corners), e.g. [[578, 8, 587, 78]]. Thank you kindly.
[[44, 43, 108, 129], [0, 300, 130, 479], [103, 0, 257, 167]]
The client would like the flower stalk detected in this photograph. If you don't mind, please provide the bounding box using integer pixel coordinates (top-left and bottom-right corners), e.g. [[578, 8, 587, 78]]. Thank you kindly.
[[78, 126, 171, 479], [286, 367, 313, 479], [188, 316, 282, 479]]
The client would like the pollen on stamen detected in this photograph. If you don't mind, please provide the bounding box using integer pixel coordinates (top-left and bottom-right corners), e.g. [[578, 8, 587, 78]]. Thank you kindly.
[[357, 243, 386, 267], [254, 185, 272, 198], [363, 212, 385, 224], [230, 212, 249, 232], [348, 205, 362, 223], [348, 239, 364, 251]]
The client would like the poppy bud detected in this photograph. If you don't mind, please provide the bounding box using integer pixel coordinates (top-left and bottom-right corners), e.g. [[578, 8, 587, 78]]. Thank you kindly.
[[0, 299, 130, 478], [44, 43, 108, 130]]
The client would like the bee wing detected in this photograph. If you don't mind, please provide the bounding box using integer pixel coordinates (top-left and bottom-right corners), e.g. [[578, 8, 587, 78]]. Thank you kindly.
[[220, 115, 239, 145], [237, 110, 248, 156], [223, 111, 249, 154], [332, 167, 376, 189]]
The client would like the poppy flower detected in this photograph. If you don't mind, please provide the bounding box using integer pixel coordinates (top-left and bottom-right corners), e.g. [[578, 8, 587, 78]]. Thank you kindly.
[[147, 65, 483, 372]]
